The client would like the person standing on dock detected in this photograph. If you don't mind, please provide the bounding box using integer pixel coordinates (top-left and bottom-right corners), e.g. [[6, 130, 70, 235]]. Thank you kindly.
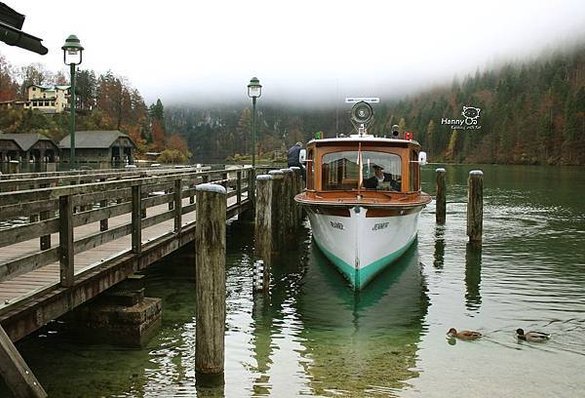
[[287, 141, 305, 178]]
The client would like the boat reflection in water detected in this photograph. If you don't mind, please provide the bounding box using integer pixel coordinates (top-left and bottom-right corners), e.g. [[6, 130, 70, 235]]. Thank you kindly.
[[296, 239, 429, 395]]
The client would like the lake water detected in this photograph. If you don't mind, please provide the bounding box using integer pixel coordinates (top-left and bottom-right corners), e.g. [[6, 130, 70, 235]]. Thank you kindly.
[[2, 164, 584, 397]]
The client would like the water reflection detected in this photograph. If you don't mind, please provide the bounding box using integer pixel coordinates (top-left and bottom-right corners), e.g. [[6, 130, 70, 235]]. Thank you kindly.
[[250, 295, 273, 396], [297, 241, 429, 396], [433, 226, 445, 270], [465, 243, 482, 312]]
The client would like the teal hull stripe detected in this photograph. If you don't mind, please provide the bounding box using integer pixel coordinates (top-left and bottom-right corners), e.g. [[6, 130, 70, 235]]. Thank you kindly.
[[313, 235, 417, 290]]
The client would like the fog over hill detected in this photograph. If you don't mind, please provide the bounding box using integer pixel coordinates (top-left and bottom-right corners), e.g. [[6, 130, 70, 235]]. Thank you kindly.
[[2, 1, 584, 106]]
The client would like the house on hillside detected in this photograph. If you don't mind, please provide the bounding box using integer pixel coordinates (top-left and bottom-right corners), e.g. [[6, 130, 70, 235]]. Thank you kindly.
[[26, 85, 70, 113], [59, 130, 136, 166], [0, 85, 70, 114], [0, 133, 59, 163]]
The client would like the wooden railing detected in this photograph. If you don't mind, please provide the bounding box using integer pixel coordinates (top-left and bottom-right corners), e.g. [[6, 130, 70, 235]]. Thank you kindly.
[[0, 166, 253, 285]]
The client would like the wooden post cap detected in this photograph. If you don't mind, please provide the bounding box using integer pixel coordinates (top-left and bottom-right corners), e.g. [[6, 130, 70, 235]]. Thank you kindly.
[[195, 183, 226, 194], [268, 170, 284, 179]]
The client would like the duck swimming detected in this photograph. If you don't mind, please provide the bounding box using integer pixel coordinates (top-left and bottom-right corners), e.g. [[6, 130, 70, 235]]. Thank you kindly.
[[516, 328, 550, 342], [447, 328, 482, 340]]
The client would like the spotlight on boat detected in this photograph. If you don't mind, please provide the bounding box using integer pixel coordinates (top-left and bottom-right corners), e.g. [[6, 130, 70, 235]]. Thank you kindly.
[[350, 101, 374, 135], [351, 101, 373, 124]]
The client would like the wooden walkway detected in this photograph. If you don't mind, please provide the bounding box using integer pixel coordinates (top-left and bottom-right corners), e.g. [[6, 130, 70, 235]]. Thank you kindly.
[[0, 166, 254, 342]]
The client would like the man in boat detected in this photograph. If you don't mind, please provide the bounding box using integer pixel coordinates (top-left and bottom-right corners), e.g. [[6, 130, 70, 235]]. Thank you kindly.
[[287, 141, 305, 178], [363, 164, 399, 190]]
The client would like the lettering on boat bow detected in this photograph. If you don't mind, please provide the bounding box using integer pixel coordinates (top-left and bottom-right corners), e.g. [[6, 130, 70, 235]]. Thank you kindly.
[[372, 222, 389, 231], [330, 221, 345, 230]]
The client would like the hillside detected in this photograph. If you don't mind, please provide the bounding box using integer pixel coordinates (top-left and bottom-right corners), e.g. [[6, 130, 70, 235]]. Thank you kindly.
[[166, 44, 585, 165], [380, 44, 585, 165]]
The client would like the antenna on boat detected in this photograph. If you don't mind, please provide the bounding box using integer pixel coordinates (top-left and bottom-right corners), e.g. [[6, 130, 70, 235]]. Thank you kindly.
[[346, 98, 379, 136]]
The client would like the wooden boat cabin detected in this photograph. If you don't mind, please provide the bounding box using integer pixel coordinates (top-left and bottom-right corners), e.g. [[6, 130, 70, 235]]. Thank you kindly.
[[301, 137, 427, 206]]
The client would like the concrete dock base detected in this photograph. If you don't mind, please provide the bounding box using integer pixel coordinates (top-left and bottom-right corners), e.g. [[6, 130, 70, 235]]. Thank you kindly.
[[69, 279, 162, 347]]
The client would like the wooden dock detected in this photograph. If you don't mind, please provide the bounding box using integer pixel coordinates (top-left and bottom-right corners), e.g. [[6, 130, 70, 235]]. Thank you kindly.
[[0, 166, 253, 342]]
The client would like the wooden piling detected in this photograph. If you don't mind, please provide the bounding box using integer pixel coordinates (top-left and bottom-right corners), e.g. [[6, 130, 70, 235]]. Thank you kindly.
[[280, 168, 294, 235], [0, 325, 47, 398], [467, 170, 483, 243], [435, 168, 446, 224], [255, 175, 273, 270], [268, 170, 285, 250], [290, 166, 303, 226], [195, 183, 226, 384]]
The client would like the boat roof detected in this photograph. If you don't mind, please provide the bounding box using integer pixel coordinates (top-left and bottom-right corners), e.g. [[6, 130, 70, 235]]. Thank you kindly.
[[308, 135, 421, 148]]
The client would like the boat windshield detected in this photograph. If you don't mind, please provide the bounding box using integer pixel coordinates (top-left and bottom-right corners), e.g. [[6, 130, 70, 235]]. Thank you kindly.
[[321, 151, 402, 191]]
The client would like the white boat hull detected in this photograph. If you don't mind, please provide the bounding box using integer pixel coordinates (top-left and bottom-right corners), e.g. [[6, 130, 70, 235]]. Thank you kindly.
[[305, 205, 422, 289]]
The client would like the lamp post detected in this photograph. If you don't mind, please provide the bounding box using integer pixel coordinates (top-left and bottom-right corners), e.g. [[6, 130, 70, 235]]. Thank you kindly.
[[62, 34, 83, 169], [247, 77, 262, 167]]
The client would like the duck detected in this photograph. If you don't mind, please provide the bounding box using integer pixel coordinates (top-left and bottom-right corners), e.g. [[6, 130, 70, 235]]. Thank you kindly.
[[447, 328, 482, 340], [516, 328, 550, 342]]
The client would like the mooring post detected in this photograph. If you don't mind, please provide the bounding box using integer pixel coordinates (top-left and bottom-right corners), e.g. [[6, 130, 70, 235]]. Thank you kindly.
[[0, 325, 47, 398], [255, 175, 273, 271], [467, 170, 484, 244], [268, 170, 285, 250], [195, 183, 226, 385], [436, 168, 446, 224], [290, 166, 302, 226], [280, 168, 294, 235]]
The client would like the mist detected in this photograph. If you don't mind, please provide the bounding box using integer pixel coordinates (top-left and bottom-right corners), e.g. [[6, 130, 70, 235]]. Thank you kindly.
[[2, 0, 585, 108]]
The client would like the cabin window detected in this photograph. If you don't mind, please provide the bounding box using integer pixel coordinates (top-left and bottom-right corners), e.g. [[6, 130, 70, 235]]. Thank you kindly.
[[321, 150, 401, 191], [321, 151, 360, 190], [361, 151, 402, 191], [410, 150, 419, 191]]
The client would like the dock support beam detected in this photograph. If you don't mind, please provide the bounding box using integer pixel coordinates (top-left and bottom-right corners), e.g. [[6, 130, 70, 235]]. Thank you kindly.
[[467, 170, 483, 244], [0, 324, 47, 398], [435, 168, 446, 224], [195, 183, 226, 386]]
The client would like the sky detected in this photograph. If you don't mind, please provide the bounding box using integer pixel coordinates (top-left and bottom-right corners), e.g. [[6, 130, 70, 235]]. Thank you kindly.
[[2, 0, 585, 106]]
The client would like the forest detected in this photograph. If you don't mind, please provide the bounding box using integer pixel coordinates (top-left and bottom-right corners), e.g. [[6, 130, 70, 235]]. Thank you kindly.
[[381, 44, 585, 165], [1, 42, 584, 165], [165, 43, 585, 165], [0, 58, 191, 163]]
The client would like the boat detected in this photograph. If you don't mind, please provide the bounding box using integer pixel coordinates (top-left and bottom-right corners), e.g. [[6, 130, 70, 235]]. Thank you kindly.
[[294, 99, 432, 290]]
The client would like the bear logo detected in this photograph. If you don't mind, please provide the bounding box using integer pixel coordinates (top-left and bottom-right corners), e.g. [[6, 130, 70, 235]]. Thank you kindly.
[[462, 106, 481, 125]]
